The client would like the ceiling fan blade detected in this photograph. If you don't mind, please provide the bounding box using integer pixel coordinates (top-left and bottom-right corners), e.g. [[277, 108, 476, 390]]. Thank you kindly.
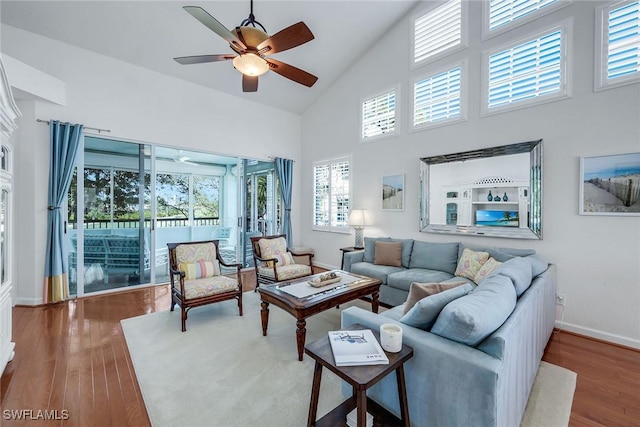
[[266, 59, 318, 87], [183, 6, 247, 51], [174, 54, 235, 65], [242, 75, 259, 92], [257, 22, 314, 55]]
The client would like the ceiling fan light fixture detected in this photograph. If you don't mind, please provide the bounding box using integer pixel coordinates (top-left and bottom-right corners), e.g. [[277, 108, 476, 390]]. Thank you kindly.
[[233, 53, 269, 76]]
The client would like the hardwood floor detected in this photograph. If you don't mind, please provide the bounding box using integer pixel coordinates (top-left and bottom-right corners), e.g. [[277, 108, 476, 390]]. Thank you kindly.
[[1, 272, 639, 426]]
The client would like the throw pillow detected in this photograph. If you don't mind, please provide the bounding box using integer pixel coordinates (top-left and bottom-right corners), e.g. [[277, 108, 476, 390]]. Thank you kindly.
[[455, 248, 490, 281], [403, 281, 469, 315], [474, 257, 502, 283], [179, 260, 220, 280], [399, 283, 474, 330], [374, 241, 402, 267], [274, 252, 295, 266]]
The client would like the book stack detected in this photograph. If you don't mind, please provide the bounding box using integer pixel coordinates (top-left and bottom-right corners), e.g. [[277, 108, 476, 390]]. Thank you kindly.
[[346, 408, 373, 427], [327, 329, 389, 366]]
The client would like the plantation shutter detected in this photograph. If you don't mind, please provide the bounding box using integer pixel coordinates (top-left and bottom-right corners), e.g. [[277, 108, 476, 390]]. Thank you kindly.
[[414, 0, 462, 64], [488, 29, 563, 108], [313, 164, 329, 227], [313, 159, 350, 229], [414, 66, 462, 127], [330, 161, 350, 227], [489, 0, 558, 31], [361, 90, 396, 140], [606, 1, 640, 80]]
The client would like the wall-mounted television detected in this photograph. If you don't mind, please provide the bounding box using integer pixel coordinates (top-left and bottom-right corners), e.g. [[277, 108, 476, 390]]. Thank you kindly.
[[475, 210, 519, 227]]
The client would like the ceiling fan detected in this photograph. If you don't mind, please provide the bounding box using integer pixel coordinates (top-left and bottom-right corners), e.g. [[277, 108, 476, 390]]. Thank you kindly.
[[172, 151, 199, 166], [174, 1, 318, 92]]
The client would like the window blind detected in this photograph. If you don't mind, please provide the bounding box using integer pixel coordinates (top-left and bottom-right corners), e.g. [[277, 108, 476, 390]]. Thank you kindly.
[[361, 90, 396, 140], [488, 29, 563, 109], [414, 66, 462, 127], [489, 0, 558, 31], [414, 0, 462, 64], [606, 1, 640, 80], [313, 159, 350, 229]]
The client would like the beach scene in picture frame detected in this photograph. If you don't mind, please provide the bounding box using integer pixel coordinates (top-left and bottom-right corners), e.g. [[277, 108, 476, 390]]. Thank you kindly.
[[382, 174, 404, 211], [580, 152, 640, 215]]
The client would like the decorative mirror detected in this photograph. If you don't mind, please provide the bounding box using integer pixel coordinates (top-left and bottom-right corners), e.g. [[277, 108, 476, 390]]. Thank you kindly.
[[419, 140, 542, 239]]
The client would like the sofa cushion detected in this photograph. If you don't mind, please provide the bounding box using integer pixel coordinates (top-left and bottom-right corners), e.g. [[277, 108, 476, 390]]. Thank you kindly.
[[474, 257, 502, 284], [363, 237, 414, 268], [408, 241, 459, 275], [403, 281, 469, 314], [386, 269, 454, 292], [455, 248, 490, 281], [458, 243, 536, 263], [524, 254, 549, 277], [431, 275, 517, 346], [374, 241, 402, 267], [488, 256, 533, 297], [350, 262, 403, 285], [399, 283, 473, 330]]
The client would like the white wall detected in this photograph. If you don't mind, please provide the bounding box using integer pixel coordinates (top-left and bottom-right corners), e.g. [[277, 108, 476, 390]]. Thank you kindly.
[[2, 25, 303, 305], [301, 1, 640, 348]]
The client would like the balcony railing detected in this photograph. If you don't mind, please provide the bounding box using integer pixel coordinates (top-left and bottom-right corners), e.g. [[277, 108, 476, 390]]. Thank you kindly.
[[68, 217, 221, 229]]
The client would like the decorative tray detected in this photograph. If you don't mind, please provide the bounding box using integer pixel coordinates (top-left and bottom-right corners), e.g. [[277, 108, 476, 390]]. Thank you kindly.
[[308, 277, 342, 288]]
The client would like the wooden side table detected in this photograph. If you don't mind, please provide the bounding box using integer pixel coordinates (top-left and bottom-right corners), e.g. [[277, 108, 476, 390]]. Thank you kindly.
[[340, 246, 364, 270], [305, 324, 413, 427]]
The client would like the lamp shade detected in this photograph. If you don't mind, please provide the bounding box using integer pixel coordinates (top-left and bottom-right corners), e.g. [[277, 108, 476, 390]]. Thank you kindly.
[[348, 208, 366, 227]]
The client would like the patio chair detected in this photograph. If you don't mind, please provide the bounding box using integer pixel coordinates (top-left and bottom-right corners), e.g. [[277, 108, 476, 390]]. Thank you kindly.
[[167, 240, 243, 331], [250, 234, 314, 290]]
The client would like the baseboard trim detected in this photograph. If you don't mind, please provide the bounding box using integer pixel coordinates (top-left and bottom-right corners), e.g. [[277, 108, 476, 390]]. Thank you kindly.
[[555, 320, 640, 350]]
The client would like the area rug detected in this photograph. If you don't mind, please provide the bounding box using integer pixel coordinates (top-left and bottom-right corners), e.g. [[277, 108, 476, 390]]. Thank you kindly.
[[121, 291, 576, 427]]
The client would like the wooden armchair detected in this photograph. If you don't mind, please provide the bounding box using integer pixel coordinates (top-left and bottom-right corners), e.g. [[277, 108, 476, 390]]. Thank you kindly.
[[167, 240, 243, 332], [250, 234, 314, 290]]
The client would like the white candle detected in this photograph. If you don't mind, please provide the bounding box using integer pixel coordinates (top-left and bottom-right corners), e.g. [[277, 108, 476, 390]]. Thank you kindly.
[[380, 323, 403, 353]]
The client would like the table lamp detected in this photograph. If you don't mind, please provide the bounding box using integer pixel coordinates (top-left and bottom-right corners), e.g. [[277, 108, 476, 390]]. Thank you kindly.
[[348, 208, 367, 249]]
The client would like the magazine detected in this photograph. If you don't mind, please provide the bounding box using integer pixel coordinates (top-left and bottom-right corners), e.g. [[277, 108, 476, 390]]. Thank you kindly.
[[327, 329, 389, 366]]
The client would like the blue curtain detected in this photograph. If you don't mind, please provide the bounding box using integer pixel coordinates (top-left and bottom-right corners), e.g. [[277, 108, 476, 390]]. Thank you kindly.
[[44, 121, 83, 303], [275, 157, 293, 245]]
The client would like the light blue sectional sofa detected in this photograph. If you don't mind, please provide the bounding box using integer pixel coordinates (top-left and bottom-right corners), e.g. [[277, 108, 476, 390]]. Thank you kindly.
[[341, 237, 556, 427]]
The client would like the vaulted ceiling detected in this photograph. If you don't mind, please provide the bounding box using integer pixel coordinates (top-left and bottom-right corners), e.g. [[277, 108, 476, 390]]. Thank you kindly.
[[1, 1, 419, 113]]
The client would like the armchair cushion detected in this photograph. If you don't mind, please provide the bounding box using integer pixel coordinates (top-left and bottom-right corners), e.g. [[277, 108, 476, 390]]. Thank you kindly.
[[258, 237, 287, 259], [180, 276, 239, 300], [179, 260, 220, 280]]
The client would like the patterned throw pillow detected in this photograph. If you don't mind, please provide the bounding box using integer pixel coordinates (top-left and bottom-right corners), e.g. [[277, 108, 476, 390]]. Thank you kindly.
[[273, 252, 295, 266], [474, 257, 502, 283], [179, 260, 220, 280], [455, 248, 490, 280]]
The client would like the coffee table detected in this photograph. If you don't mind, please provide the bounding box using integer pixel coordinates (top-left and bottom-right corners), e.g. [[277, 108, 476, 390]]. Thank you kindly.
[[258, 270, 381, 361]]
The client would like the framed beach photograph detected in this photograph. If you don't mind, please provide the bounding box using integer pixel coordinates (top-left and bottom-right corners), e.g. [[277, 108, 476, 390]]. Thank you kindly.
[[579, 152, 640, 216], [382, 174, 404, 211]]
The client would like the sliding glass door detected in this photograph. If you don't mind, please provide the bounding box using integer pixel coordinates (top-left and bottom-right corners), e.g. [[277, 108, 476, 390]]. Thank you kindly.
[[68, 137, 152, 295], [67, 136, 281, 296]]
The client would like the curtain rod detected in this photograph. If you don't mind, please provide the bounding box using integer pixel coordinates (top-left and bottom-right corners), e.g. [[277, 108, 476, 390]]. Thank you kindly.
[[36, 119, 111, 134]]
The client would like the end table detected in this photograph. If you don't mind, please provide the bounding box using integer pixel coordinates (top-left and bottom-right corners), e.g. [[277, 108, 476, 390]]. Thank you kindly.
[[340, 246, 364, 270], [305, 323, 413, 427]]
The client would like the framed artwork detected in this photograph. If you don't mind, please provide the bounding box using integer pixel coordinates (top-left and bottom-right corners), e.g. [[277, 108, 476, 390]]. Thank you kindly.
[[579, 152, 640, 216], [382, 174, 405, 211]]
